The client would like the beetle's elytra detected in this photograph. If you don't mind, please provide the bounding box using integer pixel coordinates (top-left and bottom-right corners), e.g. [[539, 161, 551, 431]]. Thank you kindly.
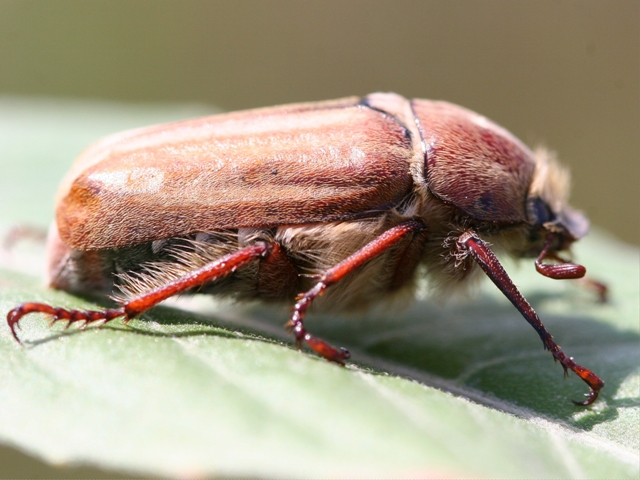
[[7, 92, 604, 405]]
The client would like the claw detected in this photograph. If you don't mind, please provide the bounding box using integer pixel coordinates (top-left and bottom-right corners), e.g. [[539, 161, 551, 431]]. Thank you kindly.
[[572, 388, 600, 407], [304, 335, 350, 364], [7, 309, 23, 345], [553, 350, 604, 406], [6, 302, 125, 344]]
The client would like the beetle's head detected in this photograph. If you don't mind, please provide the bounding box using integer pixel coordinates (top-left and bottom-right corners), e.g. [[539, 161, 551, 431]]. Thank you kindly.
[[526, 197, 589, 250], [524, 149, 588, 280]]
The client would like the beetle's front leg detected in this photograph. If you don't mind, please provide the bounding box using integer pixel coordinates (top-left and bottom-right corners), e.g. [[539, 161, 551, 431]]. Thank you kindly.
[[286, 220, 426, 364], [457, 230, 604, 405], [7, 243, 271, 344]]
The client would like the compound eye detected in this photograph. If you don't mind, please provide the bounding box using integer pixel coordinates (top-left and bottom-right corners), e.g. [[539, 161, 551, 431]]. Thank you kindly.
[[527, 197, 555, 226]]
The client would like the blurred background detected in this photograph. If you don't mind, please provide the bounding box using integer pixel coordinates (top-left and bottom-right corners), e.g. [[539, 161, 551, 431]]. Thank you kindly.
[[0, 0, 637, 245]]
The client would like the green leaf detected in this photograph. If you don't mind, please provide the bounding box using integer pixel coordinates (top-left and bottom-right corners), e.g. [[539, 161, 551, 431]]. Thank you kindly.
[[0, 97, 638, 479]]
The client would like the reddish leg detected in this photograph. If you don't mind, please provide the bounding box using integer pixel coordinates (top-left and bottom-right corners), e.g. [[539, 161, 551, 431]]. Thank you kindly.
[[535, 234, 586, 280], [7, 243, 270, 344], [535, 234, 608, 302], [577, 277, 609, 304], [458, 231, 604, 406], [286, 220, 425, 364]]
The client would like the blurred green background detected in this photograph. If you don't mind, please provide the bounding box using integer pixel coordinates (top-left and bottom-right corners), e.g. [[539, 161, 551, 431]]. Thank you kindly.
[[0, 0, 637, 244]]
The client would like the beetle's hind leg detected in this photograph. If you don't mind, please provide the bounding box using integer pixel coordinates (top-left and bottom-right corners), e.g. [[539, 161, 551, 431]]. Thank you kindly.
[[7, 243, 270, 344], [286, 220, 425, 364]]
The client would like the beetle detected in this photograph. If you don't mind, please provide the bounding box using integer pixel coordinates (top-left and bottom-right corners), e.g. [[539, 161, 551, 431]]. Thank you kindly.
[[7, 92, 604, 405]]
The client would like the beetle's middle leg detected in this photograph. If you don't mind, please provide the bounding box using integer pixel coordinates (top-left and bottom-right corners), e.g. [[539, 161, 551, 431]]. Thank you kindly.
[[286, 219, 426, 364], [7, 243, 271, 343]]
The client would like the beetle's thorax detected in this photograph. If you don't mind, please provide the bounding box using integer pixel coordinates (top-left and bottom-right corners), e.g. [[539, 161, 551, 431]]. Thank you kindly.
[[367, 94, 551, 292]]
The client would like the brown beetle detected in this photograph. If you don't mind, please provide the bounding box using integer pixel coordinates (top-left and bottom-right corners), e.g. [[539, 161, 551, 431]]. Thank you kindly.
[[7, 92, 603, 405]]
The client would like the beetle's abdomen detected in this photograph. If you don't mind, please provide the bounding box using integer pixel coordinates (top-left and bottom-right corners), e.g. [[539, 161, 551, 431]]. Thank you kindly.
[[48, 217, 424, 311]]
